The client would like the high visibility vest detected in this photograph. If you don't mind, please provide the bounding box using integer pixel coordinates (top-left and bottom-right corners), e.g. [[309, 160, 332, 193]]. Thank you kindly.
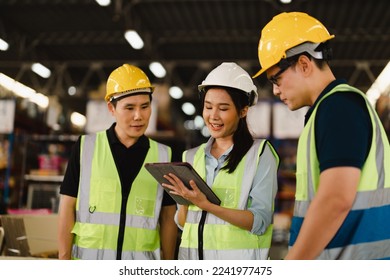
[[292, 84, 390, 259], [71, 131, 171, 260], [178, 139, 279, 260]]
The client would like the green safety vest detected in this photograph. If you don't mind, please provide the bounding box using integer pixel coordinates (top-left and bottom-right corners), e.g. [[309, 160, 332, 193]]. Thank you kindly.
[[71, 131, 171, 259], [293, 84, 390, 259], [178, 139, 279, 260]]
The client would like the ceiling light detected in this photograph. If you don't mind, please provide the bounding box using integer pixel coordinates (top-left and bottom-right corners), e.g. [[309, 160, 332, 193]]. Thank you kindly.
[[11, 81, 35, 99], [71, 112, 87, 127], [68, 86, 77, 96], [181, 102, 196, 115], [0, 72, 49, 108], [0, 38, 9, 51], [124, 30, 144, 50], [169, 86, 183, 99], [0, 73, 34, 98], [31, 63, 51, 78], [194, 115, 204, 129], [366, 61, 390, 106], [201, 126, 211, 137], [149, 62, 166, 78], [29, 93, 49, 108], [0, 73, 16, 91], [95, 0, 111, 6]]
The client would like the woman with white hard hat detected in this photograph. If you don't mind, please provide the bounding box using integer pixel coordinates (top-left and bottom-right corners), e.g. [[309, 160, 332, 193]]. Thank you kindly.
[[163, 62, 279, 260]]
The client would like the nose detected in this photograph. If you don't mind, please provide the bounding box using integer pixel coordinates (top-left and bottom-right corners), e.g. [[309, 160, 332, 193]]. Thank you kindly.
[[273, 83, 281, 96], [133, 108, 142, 120], [210, 108, 219, 120]]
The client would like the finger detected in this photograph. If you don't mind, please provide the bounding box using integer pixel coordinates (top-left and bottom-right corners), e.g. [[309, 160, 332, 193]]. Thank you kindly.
[[163, 174, 178, 185], [166, 173, 185, 185], [162, 182, 175, 191], [188, 180, 200, 192]]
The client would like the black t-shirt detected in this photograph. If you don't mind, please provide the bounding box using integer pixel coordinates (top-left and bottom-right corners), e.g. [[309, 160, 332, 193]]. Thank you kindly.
[[60, 123, 176, 207], [304, 79, 372, 172]]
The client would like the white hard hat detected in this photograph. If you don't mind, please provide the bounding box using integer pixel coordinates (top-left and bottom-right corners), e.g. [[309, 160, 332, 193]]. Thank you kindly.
[[198, 62, 258, 106]]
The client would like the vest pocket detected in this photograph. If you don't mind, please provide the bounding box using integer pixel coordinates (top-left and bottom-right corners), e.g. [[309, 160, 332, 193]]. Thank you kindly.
[[214, 187, 237, 208], [72, 223, 104, 249], [133, 197, 155, 217], [90, 177, 120, 212]]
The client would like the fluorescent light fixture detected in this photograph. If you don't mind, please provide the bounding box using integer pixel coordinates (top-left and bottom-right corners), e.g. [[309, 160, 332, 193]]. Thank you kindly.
[[0, 72, 49, 108], [71, 112, 87, 127], [0, 38, 9, 51], [149, 62, 166, 78], [14, 82, 35, 99], [280, 0, 292, 4], [31, 63, 51, 78], [124, 30, 144, 50], [366, 61, 390, 106], [0, 73, 34, 98], [95, 0, 111, 6], [169, 86, 183, 99], [0, 73, 17, 91], [30, 93, 49, 108], [181, 102, 196, 115]]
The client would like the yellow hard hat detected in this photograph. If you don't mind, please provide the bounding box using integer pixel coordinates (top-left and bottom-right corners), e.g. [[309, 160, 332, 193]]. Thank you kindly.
[[105, 64, 154, 102], [253, 12, 335, 78]]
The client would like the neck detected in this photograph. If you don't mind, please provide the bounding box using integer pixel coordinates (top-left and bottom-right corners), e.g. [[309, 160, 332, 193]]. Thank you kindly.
[[310, 67, 336, 105], [115, 128, 139, 148], [211, 137, 233, 159]]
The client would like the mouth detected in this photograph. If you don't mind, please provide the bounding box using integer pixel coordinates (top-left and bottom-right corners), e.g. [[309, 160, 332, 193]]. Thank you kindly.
[[209, 123, 223, 130], [131, 124, 145, 129]]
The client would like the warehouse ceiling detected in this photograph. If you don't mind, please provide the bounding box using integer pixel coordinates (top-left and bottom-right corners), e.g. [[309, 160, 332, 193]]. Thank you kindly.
[[0, 0, 389, 135]]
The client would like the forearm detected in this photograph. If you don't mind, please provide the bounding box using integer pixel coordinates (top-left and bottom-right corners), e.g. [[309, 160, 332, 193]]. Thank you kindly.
[[160, 205, 178, 260], [57, 195, 76, 260], [201, 202, 254, 231], [285, 195, 350, 259], [58, 228, 74, 260], [176, 205, 188, 228], [285, 167, 359, 259]]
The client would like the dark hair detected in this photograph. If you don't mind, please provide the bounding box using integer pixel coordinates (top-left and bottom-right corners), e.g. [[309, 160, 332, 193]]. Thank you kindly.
[[200, 86, 254, 174]]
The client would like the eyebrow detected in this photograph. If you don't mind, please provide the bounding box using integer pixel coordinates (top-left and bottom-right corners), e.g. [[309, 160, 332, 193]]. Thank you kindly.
[[204, 100, 231, 106]]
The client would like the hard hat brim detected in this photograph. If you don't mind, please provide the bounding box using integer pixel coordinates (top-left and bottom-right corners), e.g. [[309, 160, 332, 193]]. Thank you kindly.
[[252, 68, 267, 79], [107, 88, 153, 102]]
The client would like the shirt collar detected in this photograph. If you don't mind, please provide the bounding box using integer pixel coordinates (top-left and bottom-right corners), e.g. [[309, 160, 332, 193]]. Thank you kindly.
[[305, 79, 347, 124], [204, 137, 233, 160], [107, 122, 149, 148]]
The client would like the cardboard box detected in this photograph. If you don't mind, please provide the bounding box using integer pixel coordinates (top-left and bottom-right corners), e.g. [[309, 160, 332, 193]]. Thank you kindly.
[[0, 214, 58, 258]]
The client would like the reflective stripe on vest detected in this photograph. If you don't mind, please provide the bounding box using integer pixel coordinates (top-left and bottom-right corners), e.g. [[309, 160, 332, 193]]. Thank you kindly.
[[292, 84, 390, 259], [72, 132, 170, 260], [179, 139, 279, 260]]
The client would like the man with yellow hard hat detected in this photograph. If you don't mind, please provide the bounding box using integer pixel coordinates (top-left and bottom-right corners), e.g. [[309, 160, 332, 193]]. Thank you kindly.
[[58, 64, 177, 260], [254, 12, 390, 259]]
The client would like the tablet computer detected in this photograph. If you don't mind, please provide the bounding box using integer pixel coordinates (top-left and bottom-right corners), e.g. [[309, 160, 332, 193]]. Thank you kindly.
[[144, 162, 221, 205]]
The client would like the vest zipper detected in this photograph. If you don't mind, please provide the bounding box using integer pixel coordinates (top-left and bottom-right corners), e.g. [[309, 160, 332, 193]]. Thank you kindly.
[[198, 210, 207, 260]]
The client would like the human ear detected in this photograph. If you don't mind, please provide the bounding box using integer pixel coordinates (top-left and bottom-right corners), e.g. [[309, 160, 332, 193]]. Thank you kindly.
[[240, 106, 249, 118], [298, 55, 312, 76], [107, 102, 115, 115]]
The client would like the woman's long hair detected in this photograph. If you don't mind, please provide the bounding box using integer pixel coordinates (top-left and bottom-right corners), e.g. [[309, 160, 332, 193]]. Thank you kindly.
[[201, 86, 253, 173]]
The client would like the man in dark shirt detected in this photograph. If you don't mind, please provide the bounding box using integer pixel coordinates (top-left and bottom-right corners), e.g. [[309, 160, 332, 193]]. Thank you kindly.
[[58, 64, 177, 260], [253, 12, 390, 259]]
